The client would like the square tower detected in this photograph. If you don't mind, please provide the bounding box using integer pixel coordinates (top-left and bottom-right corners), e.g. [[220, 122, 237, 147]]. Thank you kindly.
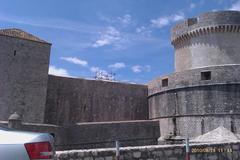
[[0, 28, 51, 123]]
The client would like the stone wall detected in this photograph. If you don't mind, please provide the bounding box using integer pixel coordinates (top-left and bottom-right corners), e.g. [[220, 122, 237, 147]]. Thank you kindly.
[[45, 75, 148, 125], [148, 65, 240, 118], [172, 11, 240, 41], [148, 65, 240, 137], [56, 142, 240, 160], [158, 115, 240, 138], [61, 120, 160, 150], [174, 31, 240, 71], [0, 35, 51, 123]]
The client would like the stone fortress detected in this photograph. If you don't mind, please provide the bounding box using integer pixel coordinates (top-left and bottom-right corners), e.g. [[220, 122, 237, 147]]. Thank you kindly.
[[149, 10, 240, 138], [1, 10, 240, 151]]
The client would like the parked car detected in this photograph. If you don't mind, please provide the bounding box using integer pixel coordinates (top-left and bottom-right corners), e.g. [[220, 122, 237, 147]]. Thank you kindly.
[[0, 126, 54, 160]]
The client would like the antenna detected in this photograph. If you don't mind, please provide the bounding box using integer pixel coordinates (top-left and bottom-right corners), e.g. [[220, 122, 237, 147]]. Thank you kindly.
[[94, 70, 116, 81]]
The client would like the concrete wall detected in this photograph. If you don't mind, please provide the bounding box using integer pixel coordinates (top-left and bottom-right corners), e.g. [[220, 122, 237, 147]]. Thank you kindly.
[[45, 76, 148, 125], [56, 142, 240, 160], [0, 35, 51, 123]]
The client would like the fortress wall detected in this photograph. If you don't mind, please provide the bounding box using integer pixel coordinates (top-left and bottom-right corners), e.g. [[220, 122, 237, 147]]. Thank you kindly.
[[149, 84, 240, 118], [45, 75, 148, 125], [63, 120, 160, 150], [150, 84, 240, 137], [148, 65, 240, 96], [148, 65, 240, 137], [159, 115, 240, 138], [0, 35, 51, 123], [175, 32, 240, 72], [148, 65, 240, 119]]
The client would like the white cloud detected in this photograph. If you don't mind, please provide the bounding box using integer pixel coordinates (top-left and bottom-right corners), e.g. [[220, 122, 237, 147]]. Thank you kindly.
[[151, 18, 169, 28], [131, 65, 142, 73], [131, 65, 151, 73], [136, 26, 145, 33], [230, 1, 240, 11], [0, 12, 101, 34], [60, 57, 88, 67], [151, 12, 185, 28], [48, 65, 70, 77], [190, 3, 196, 9], [145, 65, 151, 72], [92, 39, 111, 47], [108, 62, 126, 69], [90, 66, 100, 72], [173, 14, 185, 21], [92, 26, 121, 48], [135, 26, 152, 37], [118, 14, 132, 26], [99, 14, 133, 27]]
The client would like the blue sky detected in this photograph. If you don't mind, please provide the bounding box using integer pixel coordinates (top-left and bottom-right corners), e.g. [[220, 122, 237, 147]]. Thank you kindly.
[[0, 0, 239, 84]]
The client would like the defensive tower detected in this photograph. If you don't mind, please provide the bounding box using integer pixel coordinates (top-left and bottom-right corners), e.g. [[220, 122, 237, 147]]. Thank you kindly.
[[0, 28, 51, 123], [148, 11, 240, 138]]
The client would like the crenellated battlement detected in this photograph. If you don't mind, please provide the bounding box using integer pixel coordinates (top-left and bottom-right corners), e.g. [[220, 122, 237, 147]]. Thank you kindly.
[[172, 24, 240, 47], [171, 11, 240, 47]]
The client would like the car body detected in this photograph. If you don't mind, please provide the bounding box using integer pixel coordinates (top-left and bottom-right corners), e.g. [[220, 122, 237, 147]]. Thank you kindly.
[[0, 126, 54, 160]]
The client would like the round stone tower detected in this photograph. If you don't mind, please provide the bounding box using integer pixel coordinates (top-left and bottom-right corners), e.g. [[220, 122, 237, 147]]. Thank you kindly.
[[148, 11, 240, 138], [172, 11, 240, 72]]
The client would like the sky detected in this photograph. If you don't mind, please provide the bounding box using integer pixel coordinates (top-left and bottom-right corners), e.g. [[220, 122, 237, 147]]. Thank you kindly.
[[0, 0, 239, 84]]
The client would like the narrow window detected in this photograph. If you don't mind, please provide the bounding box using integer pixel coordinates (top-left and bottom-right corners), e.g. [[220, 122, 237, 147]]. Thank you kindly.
[[201, 71, 211, 80], [231, 119, 236, 133], [201, 119, 205, 135], [172, 117, 177, 136], [13, 50, 16, 56], [162, 78, 168, 87]]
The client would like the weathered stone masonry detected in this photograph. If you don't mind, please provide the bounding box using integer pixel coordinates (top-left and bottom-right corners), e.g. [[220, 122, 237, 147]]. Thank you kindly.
[[0, 29, 51, 123], [2, 11, 240, 152], [149, 11, 240, 138], [45, 75, 148, 125], [0, 28, 151, 150]]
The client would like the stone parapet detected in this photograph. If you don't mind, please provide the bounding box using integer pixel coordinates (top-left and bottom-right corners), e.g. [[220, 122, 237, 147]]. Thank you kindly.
[[172, 24, 240, 48], [171, 11, 240, 46], [148, 65, 240, 96]]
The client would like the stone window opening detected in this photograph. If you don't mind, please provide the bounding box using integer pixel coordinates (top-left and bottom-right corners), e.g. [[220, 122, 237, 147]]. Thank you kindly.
[[201, 71, 211, 80], [162, 78, 168, 87], [13, 50, 17, 56]]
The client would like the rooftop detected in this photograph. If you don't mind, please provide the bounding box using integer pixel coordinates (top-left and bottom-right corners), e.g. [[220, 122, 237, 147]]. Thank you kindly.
[[0, 28, 50, 44]]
